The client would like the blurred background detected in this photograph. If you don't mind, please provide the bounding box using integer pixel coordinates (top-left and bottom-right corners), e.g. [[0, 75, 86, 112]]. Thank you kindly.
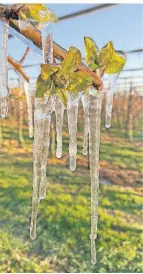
[[0, 3, 143, 273]]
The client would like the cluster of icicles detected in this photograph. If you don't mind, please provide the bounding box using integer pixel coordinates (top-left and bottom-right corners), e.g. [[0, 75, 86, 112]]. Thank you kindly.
[[0, 19, 118, 265]]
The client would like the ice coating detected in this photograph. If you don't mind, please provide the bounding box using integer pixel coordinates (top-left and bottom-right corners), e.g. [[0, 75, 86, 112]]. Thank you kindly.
[[9, 25, 42, 55], [105, 74, 118, 128], [81, 93, 89, 155], [55, 95, 65, 158], [18, 19, 28, 30], [67, 92, 81, 171], [0, 21, 9, 118], [41, 23, 53, 64], [88, 88, 102, 264]]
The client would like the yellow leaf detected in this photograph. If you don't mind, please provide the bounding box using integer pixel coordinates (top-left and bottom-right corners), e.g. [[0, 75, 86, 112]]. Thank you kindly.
[[36, 75, 52, 97], [61, 46, 81, 76], [41, 64, 60, 81], [67, 71, 92, 93], [105, 50, 126, 74], [99, 41, 114, 68], [84, 36, 99, 71], [56, 89, 68, 106], [19, 4, 58, 23]]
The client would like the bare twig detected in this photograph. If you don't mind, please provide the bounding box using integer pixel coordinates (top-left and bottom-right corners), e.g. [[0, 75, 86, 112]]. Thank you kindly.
[[19, 47, 30, 64], [8, 56, 29, 82]]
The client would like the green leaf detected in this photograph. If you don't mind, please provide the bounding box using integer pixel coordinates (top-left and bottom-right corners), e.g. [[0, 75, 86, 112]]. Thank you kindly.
[[67, 71, 92, 93], [105, 50, 126, 74], [49, 81, 57, 95], [19, 4, 58, 23], [36, 75, 52, 97], [99, 41, 114, 68], [56, 89, 68, 106], [41, 64, 60, 81], [84, 36, 99, 71], [53, 75, 66, 89], [60, 46, 81, 76]]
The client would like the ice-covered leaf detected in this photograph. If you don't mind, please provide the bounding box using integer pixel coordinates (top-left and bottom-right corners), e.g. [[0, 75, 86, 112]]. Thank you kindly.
[[105, 50, 126, 74], [84, 37, 99, 71], [41, 64, 60, 81], [36, 75, 52, 97], [61, 46, 81, 76], [99, 41, 114, 68], [67, 71, 92, 93], [19, 4, 58, 23], [56, 89, 68, 106]]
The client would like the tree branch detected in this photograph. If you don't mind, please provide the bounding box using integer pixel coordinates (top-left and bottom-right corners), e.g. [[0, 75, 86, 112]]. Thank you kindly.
[[8, 19, 103, 90], [19, 47, 30, 64], [0, 4, 103, 89], [8, 56, 29, 82]]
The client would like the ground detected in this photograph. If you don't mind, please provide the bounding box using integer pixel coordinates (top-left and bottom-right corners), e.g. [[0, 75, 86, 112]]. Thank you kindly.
[[0, 118, 142, 273]]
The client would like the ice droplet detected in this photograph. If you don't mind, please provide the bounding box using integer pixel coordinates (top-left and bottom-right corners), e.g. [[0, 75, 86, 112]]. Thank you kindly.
[[0, 21, 8, 118]]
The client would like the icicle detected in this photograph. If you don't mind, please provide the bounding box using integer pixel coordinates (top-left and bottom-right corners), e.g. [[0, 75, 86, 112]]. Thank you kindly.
[[55, 95, 64, 158], [17, 73, 33, 138], [88, 88, 102, 265], [39, 96, 54, 200], [30, 98, 45, 240], [0, 21, 8, 118], [30, 18, 54, 238], [40, 22, 53, 64], [81, 93, 89, 155], [30, 96, 54, 238], [38, 21, 54, 198], [67, 92, 80, 171], [23, 81, 33, 138], [105, 74, 118, 128]]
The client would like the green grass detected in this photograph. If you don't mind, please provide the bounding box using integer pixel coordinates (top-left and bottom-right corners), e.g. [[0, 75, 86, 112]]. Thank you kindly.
[[0, 119, 143, 272]]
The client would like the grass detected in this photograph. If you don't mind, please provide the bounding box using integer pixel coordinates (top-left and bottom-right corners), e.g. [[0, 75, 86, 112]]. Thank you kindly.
[[0, 117, 142, 273]]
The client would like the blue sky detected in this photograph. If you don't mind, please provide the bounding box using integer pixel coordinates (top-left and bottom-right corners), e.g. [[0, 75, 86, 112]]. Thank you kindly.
[[8, 3, 143, 80]]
